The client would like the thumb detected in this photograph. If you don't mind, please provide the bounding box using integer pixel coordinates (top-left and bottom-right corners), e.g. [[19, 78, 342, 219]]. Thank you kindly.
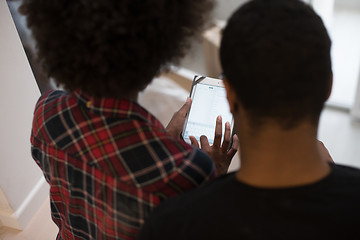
[[177, 97, 192, 117]]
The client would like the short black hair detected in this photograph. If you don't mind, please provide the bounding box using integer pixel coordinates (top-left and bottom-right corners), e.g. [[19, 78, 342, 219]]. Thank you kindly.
[[21, 0, 214, 98], [220, 0, 332, 129]]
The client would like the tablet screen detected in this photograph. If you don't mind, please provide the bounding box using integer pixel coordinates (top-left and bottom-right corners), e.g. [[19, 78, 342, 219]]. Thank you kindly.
[[183, 82, 233, 145]]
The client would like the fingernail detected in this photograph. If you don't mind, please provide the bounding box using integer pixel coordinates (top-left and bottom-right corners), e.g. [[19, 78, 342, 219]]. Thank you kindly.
[[226, 122, 230, 128], [217, 115, 222, 121], [186, 97, 191, 103]]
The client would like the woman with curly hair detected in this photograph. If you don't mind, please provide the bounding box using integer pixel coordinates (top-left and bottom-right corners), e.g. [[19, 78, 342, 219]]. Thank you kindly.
[[22, 0, 238, 239]]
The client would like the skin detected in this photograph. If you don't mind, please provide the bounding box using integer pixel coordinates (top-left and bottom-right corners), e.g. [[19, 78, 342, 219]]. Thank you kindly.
[[223, 79, 332, 188]]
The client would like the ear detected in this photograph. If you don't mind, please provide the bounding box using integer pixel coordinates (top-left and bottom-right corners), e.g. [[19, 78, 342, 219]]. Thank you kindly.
[[326, 72, 333, 100], [223, 78, 238, 114]]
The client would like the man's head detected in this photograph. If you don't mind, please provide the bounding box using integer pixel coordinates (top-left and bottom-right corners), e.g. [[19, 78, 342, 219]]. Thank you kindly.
[[220, 0, 332, 130], [21, 0, 213, 98]]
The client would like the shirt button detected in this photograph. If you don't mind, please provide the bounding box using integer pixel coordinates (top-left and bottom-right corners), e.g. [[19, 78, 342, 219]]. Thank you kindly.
[[86, 101, 92, 108]]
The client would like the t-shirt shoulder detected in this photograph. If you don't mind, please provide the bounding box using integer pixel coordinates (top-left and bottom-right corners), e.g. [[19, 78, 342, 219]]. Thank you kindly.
[[331, 163, 360, 176], [154, 172, 234, 210], [153, 163, 360, 212], [327, 163, 360, 186]]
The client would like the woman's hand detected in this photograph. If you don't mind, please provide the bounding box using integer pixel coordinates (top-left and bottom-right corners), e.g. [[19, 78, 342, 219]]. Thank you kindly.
[[166, 98, 192, 138], [190, 116, 239, 175]]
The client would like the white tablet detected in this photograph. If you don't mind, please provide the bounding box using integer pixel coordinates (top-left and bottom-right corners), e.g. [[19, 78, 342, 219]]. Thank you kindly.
[[182, 76, 234, 145]]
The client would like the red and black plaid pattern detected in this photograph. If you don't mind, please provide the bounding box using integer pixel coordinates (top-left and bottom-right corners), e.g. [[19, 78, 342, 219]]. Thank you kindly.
[[31, 90, 216, 240]]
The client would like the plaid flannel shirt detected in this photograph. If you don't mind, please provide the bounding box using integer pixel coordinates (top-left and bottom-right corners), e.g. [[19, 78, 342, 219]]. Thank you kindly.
[[31, 90, 216, 240]]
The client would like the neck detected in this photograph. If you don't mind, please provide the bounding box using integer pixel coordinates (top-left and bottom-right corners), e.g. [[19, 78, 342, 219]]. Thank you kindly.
[[236, 121, 331, 188], [128, 93, 139, 102]]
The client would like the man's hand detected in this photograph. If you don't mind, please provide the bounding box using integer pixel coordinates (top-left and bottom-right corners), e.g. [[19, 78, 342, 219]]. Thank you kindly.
[[165, 98, 192, 139], [190, 116, 239, 175]]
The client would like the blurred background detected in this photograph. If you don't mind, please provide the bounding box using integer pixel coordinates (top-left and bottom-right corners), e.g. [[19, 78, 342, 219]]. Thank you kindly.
[[6, 0, 360, 112]]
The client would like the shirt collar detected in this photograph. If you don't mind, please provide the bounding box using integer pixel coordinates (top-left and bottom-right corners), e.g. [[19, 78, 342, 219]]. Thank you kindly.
[[73, 90, 163, 128]]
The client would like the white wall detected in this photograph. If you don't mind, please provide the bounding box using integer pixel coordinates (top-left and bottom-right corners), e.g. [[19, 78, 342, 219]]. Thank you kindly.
[[335, 0, 360, 10], [214, 0, 248, 21], [0, 1, 49, 230], [351, 74, 360, 119], [312, 0, 335, 30], [334, 0, 360, 119]]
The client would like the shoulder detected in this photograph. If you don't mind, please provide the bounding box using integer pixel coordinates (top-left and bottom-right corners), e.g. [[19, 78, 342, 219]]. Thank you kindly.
[[33, 90, 72, 119], [138, 173, 235, 239], [35, 89, 70, 107], [160, 172, 235, 206], [328, 164, 360, 187], [149, 173, 234, 218], [31, 90, 74, 142], [330, 163, 360, 180]]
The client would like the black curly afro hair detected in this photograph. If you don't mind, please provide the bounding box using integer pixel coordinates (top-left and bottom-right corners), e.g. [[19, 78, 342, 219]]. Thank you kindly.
[[21, 0, 214, 98]]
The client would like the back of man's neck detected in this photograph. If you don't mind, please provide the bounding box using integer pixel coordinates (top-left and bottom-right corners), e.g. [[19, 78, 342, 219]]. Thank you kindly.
[[235, 123, 331, 188]]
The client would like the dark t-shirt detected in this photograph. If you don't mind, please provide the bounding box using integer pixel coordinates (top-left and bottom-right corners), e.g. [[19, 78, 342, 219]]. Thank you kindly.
[[138, 164, 360, 240]]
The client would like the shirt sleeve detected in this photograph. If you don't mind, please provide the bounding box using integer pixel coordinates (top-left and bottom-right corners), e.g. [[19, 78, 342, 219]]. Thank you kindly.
[[151, 148, 216, 200], [30, 90, 64, 183]]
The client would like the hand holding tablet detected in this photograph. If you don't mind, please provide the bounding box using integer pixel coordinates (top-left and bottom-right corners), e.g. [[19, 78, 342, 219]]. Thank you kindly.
[[189, 115, 238, 175], [182, 76, 238, 174]]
